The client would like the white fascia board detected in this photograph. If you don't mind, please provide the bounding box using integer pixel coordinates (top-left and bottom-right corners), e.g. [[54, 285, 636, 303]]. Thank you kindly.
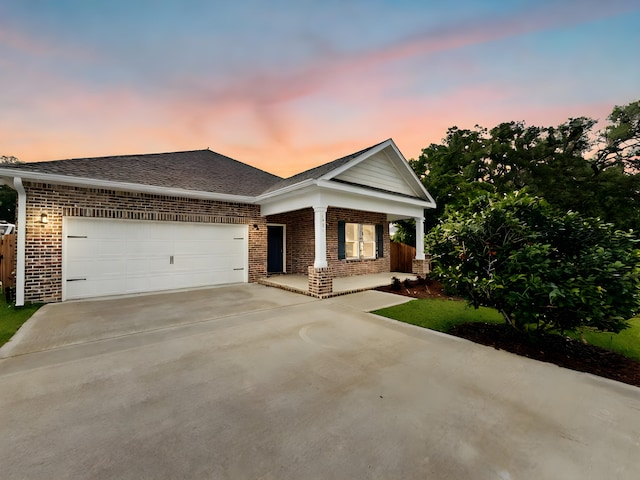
[[316, 179, 435, 209], [0, 169, 256, 204], [320, 187, 427, 219], [259, 181, 433, 218], [255, 178, 316, 202], [382, 143, 436, 204], [259, 187, 324, 216]]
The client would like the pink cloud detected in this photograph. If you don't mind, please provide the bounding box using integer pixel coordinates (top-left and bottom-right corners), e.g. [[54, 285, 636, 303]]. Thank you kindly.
[[162, 0, 637, 158], [2, 0, 635, 176], [177, 0, 637, 109]]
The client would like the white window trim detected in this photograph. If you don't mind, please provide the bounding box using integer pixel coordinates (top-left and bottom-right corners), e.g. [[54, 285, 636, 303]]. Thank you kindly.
[[345, 223, 376, 260]]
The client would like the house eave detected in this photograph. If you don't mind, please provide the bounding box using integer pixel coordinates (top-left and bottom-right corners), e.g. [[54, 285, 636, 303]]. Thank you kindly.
[[259, 179, 435, 218], [255, 178, 316, 201], [316, 179, 435, 209], [0, 169, 257, 204]]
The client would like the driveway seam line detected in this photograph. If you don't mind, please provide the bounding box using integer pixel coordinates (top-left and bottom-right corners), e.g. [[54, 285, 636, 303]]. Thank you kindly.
[[0, 298, 318, 360]]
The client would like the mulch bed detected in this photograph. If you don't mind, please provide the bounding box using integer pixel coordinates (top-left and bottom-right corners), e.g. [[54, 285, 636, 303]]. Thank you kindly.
[[375, 279, 640, 388], [375, 278, 452, 300]]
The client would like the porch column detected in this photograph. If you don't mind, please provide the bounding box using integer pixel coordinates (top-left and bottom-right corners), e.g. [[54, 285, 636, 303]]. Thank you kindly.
[[415, 216, 425, 260], [412, 215, 430, 276], [313, 206, 328, 268], [309, 205, 332, 297]]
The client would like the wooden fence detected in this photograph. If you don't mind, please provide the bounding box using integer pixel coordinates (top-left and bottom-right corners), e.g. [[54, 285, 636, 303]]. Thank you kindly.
[[0, 233, 16, 290], [390, 241, 416, 273]]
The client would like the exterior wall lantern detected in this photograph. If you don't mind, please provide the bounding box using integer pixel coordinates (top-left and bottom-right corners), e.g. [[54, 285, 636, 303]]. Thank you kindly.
[[40, 212, 49, 224]]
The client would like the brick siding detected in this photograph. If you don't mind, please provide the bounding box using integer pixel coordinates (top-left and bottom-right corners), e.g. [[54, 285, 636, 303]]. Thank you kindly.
[[19, 181, 392, 303], [267, 208, 314, 274], [20, 182, 267, 303]]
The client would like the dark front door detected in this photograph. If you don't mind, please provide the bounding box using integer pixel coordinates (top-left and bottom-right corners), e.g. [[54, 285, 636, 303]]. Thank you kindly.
[[267, 225, 284, 273]]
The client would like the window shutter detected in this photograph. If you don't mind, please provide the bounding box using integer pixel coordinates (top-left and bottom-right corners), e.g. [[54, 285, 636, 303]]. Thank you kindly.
[[376, 224, 384, 258], [338, 221, 346, 260]]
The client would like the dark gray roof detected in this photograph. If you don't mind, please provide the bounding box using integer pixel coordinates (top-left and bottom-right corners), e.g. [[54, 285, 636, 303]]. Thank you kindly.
[[261, 139, 389, 194], [3, 149, 283, 197], [1, 140, 393, 198]]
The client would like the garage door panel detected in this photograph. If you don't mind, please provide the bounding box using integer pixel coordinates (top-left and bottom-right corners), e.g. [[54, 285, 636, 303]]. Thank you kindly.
[[125, 272, 175, 293], [68, 238, 128, 257], [125, 258, 169, 276], [127, 239, 172, 256], [177, 252, 243, 269], [68, 258, 127, 279], [171, 268, 245, 288], [64, 219, 248, 300]]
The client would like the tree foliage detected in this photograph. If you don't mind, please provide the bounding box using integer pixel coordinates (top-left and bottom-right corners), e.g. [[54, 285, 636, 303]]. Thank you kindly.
[[594, 100, 640, 173], [427, 192, 640, 334], [0, 156, 20, 221], [406, 100, 640, 233]]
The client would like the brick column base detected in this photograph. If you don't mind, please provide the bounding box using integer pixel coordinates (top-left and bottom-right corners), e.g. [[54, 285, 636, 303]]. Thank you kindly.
[[412, 257, 432, 277], [308, 266, 333, 297]]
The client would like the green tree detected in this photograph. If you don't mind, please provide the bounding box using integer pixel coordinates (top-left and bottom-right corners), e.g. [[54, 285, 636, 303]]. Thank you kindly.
[[593, 100, 640, 173], [403, 101, 640, 236], [409, 126, 494, 231], [427, 192, 640, 334], [0, 156, 20, 221]]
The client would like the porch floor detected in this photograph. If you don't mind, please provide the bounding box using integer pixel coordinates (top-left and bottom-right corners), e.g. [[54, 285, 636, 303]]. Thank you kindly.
[[258, 272, 417, 298]]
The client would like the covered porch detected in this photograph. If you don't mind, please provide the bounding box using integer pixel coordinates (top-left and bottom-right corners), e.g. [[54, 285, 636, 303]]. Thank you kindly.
[[256, 139, 436, 298], [259, 271, 417, 298]]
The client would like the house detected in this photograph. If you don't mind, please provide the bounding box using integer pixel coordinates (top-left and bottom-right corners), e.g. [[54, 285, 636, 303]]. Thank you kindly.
[[0, 139, 435, 306]]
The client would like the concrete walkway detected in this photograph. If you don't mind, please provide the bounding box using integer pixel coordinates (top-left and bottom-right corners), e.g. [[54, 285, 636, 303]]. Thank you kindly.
[[259, 271, 417, 297], [0, 285, 638, 479]]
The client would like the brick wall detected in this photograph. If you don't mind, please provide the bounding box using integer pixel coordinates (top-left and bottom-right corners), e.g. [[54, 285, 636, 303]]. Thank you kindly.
[[267, 207, 390, 277], [21, 182, 267, 303], [267, 208, 314, 274]]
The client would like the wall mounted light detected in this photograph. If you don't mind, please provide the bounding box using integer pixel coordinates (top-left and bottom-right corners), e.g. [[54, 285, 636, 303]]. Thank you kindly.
[[40, 213, 49, 224], [253, 224, 259, 230]]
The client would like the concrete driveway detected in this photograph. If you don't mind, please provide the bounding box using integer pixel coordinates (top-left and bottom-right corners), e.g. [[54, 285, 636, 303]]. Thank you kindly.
[[0, 285, 638, 479]]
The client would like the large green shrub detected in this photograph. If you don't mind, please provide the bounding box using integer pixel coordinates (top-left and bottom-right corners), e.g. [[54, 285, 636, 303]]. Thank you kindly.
[[427, 192, 640, 333]]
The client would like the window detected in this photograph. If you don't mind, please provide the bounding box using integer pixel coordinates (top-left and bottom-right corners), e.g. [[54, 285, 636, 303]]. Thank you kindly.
[[345, 223, 376, 260], [338, 221, 384, 261]]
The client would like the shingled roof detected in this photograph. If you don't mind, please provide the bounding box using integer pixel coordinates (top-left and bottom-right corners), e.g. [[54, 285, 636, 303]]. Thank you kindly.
[[1, 140, 405, 199], [260, 140, 388, 195], [3, 149, 283, 197]]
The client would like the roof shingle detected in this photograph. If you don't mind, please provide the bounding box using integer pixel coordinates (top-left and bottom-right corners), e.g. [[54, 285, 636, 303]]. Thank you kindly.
[[1, 140, 393, 197], [4, 149, 282, 197], [260, 140, 389, 195]]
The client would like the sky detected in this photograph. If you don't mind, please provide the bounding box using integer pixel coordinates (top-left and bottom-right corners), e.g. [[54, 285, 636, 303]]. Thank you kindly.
[[1, 0, 639, 177]]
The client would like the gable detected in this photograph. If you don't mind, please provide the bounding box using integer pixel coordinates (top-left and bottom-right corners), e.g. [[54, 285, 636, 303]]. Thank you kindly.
[[333, 151, 417, 197]]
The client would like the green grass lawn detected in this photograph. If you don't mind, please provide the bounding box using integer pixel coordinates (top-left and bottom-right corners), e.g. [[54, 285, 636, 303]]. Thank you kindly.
[[374, 298, 640, 361], [0, 292, 42, 347], [571, 318, 640, 362], [374, 297, 503, 332]]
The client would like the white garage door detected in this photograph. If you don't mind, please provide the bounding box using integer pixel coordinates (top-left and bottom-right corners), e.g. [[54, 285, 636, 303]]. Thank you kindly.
[[63, 218, 248, 300]]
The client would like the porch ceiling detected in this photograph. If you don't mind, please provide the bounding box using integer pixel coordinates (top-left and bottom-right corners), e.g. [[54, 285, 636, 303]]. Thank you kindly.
[[258, 182, 433, 220]]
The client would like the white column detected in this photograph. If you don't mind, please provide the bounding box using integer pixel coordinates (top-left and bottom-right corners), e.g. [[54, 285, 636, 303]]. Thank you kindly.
[[415, 216, 425, 260], [313, 206, 328, 269], [13, 177, 26, 306]]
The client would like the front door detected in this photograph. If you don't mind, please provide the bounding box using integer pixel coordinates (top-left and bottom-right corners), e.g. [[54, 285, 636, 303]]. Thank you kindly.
[[267, 225, 284, 273]]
